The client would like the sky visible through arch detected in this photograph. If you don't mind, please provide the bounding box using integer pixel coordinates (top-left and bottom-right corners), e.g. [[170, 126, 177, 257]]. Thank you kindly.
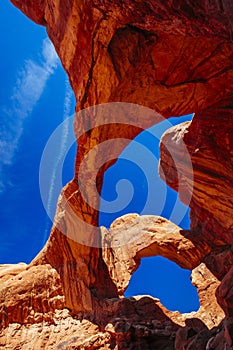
[[0, 0, 199, 313]]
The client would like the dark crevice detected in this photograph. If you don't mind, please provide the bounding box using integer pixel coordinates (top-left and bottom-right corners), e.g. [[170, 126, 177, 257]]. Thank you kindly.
[[190, 41, 227, 76], [80, 16, 106, 109], [159, 78, 207, 88], [160, 64, 233, 88]]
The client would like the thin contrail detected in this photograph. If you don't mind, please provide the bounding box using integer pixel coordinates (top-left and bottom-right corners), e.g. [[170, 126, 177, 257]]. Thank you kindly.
[[42, 78, 74, 245]]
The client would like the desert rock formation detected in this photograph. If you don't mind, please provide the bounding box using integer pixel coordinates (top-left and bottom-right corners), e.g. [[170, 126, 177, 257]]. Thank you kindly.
[[1, 0, 233, 348]]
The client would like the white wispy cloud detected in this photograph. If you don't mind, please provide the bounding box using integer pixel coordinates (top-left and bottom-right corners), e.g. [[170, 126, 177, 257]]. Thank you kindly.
[[0, 37, 59, 192]]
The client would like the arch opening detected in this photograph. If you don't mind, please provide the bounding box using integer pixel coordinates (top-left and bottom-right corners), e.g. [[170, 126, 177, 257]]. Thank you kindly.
[[99, 114, 193, 229], [124, 256, 200, 313], [99, 114, 196, 313]]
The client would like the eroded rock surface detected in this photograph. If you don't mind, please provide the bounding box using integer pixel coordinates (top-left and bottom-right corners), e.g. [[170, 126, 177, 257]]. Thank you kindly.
[[0, 215, 225, 349], [1, 0, 233, 348]]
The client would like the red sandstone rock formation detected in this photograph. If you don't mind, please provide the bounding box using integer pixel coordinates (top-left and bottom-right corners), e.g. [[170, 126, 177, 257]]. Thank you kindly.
[[1, 0, 233, 348]]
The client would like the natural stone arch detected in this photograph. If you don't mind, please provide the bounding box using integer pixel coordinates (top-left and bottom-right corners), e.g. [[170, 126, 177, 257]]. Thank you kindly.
[[9, 0, 233, 317], [102, 214, 224, 328], [102, 214, 210, 295]]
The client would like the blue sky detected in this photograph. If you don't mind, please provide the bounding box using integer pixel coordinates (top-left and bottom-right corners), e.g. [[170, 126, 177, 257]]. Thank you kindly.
[[0, 0, 199, 313]]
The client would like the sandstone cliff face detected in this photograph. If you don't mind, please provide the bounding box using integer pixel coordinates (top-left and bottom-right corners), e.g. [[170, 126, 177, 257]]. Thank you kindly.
[[1, 0, 233, 349]]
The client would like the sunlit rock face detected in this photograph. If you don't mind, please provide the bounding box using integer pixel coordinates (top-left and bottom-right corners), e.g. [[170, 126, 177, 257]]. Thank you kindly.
[[1, 0, 233, 348]]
